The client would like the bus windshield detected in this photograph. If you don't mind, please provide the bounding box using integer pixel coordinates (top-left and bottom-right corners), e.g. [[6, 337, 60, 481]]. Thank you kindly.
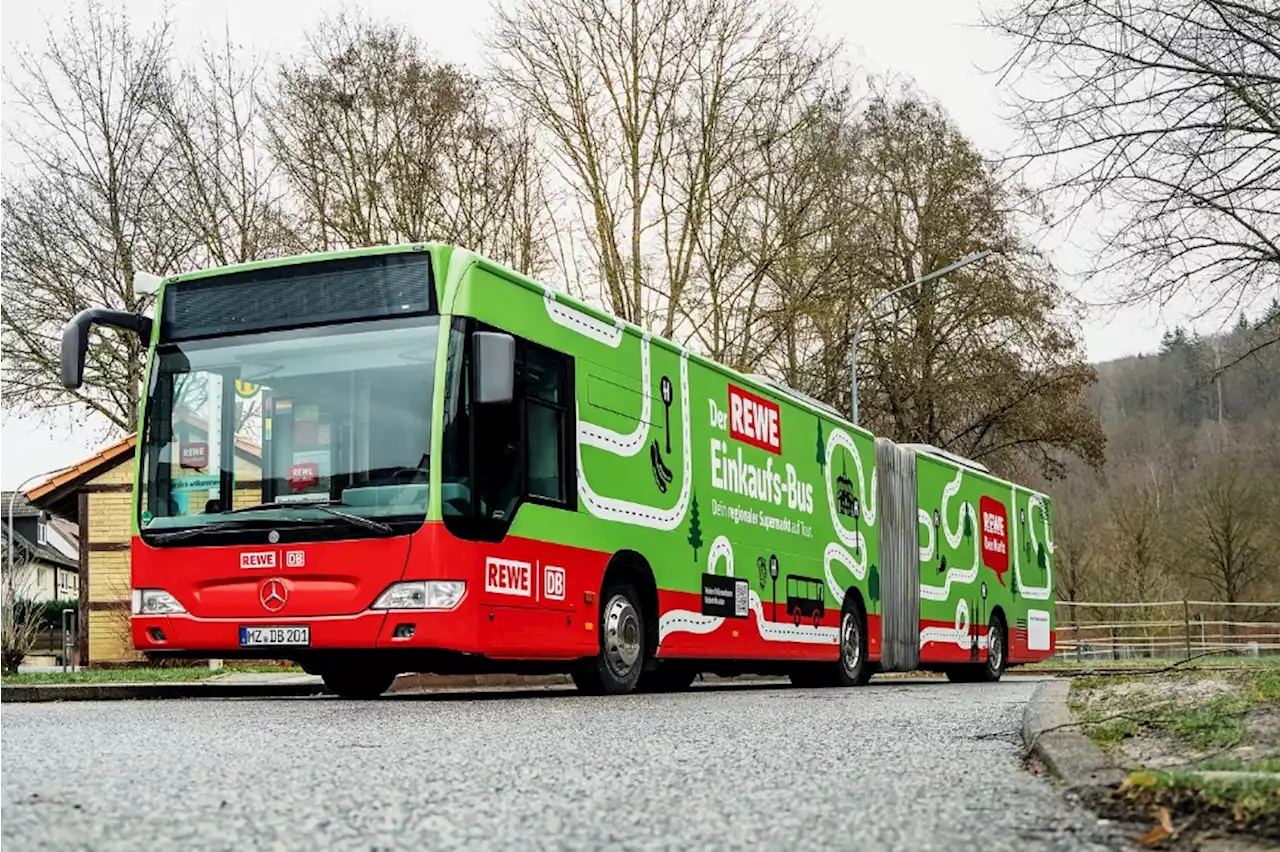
[[139, 315, 439, 536]]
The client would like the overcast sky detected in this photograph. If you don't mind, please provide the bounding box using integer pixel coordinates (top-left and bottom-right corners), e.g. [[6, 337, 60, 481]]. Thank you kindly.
[[0, 0, 1241, 489]]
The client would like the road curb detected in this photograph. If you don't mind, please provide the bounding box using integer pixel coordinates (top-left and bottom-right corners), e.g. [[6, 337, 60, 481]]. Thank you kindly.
[[1022, 678, 1126, 788], [1, 680, 329, 703]]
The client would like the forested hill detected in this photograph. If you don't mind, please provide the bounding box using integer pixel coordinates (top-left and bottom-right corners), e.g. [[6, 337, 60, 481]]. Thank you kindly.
[[1045, 301, 1280, 605]]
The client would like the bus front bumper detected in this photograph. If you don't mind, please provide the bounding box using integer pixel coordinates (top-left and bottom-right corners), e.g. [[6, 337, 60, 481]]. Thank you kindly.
[[132, 610, 480, 654]]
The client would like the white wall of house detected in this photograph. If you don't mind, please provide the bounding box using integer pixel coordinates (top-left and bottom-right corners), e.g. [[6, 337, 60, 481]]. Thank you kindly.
[[44, 519, 78, 561], [6, 559, 77, 603]]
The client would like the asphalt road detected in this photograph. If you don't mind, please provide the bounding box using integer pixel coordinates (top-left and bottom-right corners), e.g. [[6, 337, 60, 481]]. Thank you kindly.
[[2, 676, 1132, 851]]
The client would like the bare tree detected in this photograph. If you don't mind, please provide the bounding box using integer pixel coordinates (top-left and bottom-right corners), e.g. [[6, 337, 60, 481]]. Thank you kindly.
[[1, 545, 45, 675], [1105, 482, 1173, 603], [489, 0, 838, 334], [987, 0, 1280, 358], [1, 1, 188, 432], [158, 30, 300, 268], [267, 11, 550, 272], [1180, 453, 1275, 603], [790, 89, 1106, 479]]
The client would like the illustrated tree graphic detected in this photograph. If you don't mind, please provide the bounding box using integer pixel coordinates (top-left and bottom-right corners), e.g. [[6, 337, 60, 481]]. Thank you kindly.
[[868, 564, 880, 614], [963, 506, 973, 545], [1036, 543, 1047, 584], [815, 420, 825, 470], [688, 490, 703, 562]]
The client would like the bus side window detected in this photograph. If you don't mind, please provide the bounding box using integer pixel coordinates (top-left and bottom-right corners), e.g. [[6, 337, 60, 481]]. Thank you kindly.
[[523, 342, 570, 505]]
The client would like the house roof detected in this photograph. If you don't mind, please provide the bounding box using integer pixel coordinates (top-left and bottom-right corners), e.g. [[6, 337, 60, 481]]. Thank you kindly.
[[26, 427, 262, 519], [24, 435, 138, 504], [1, 491, 45, 520], [5, 526, 79, 571]]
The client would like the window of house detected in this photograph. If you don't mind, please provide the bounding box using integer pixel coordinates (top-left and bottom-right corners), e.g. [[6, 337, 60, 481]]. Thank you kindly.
[[36, 518, 47, 545]]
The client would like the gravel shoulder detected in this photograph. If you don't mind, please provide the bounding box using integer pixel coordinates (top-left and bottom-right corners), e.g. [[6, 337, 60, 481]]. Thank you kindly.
[[1065, 669, 1280, 848]]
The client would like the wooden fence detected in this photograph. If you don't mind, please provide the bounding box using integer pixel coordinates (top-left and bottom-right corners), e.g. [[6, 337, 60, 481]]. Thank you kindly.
[[1053, 600, 1280, 661]]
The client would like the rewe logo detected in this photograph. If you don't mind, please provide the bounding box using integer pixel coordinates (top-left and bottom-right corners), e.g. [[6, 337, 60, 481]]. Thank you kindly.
[[543, 565, 566, 601], [486, 557, 532, 597], [978, 496, 1009, 584], [180, 442, 209, 470], [727, 384, 781, 455], [240, 551, 276, 570]]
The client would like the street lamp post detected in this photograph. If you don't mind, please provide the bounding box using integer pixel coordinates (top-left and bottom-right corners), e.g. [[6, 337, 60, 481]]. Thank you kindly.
[[6, 465, 76, 620], [849, 250, 993, 425]]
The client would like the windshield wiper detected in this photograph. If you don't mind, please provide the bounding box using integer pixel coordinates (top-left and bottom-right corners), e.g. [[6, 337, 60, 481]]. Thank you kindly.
[[148, 519, 277, 544], [148, 502, 394, 543], [225, 501, 395, 535]]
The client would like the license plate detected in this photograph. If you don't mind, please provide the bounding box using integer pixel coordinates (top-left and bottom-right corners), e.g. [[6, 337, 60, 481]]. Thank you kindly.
[[239, 626, 310, 646]]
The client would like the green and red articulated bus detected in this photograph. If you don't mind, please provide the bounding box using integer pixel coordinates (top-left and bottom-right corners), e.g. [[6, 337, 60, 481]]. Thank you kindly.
[[61, 244, 1055, 697]]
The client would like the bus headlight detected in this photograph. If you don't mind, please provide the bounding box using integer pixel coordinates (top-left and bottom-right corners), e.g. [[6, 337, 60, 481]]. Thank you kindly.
[[372, 581, 466, 611], [132, 589, 187, 615]]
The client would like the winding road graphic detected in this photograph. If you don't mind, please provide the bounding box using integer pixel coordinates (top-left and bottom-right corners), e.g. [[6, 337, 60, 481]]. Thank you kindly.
[[542, 287, 1051, 656], [578, 334, 652, 457], [920, 469, 979, 603], [574, 341, 691, 531], [657, 535, 839, 645], [1012, 489, 1053, 602], [821, 427, 874, 607]]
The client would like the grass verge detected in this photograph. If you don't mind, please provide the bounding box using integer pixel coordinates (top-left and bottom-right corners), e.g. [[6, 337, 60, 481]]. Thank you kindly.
[[1069, 668, 1280, 843], [1022, 655, 1280, 671], [1, 663, 301, 685]]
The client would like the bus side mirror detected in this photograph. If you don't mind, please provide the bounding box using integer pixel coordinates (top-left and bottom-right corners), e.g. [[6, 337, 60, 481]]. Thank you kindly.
[[473, 331, 515, 405], [61, 308, 153, 389]]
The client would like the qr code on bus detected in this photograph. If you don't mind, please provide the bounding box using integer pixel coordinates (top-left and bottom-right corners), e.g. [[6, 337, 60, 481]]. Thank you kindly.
[[734, 579, 749, 618]]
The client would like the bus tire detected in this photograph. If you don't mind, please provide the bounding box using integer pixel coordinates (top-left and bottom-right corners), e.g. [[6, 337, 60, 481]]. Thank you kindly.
[[572, 579, 646, 695], [835, 596, 872, 686], [322, 667, 396, 699], [944, 612, 1007, 684], [790, 596, 871, 688]]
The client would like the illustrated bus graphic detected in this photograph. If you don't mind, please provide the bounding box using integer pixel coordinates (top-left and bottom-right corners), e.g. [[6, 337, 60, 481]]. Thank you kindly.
[[58, 242, 1055, 698], [785, 574, 826, 627]]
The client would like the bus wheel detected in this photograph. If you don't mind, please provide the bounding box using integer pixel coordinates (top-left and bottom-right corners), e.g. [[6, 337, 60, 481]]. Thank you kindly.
[[322, 667, 396, 699], [573, 579, 646, 695], [945, 613, 1007, 684], [835, 597, 872, 686], [790, 597, 870, 688]]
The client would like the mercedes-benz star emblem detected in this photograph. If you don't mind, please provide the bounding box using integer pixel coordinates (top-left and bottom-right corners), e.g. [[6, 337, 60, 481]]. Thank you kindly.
[[267, 530, 280, 544], [260, 578, 288, 613]]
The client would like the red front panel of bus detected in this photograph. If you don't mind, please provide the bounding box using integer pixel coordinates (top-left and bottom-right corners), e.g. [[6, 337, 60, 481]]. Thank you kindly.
[[130, 522, 611, 658]]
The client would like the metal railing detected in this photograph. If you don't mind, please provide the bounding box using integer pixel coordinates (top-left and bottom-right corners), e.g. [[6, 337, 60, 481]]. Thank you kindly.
[[1053, 600, 1280, 661]]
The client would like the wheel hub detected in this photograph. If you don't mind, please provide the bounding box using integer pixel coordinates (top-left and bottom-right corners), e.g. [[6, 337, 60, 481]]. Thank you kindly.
[[603, 594, 641, 676], [841, 611, 860, 675], [988, 625, 1003, 671]]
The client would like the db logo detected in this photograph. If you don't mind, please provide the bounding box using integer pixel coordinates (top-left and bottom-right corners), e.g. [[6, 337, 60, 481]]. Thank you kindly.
[[285, 550, 305, 568], [544, 565, 566, 601]]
